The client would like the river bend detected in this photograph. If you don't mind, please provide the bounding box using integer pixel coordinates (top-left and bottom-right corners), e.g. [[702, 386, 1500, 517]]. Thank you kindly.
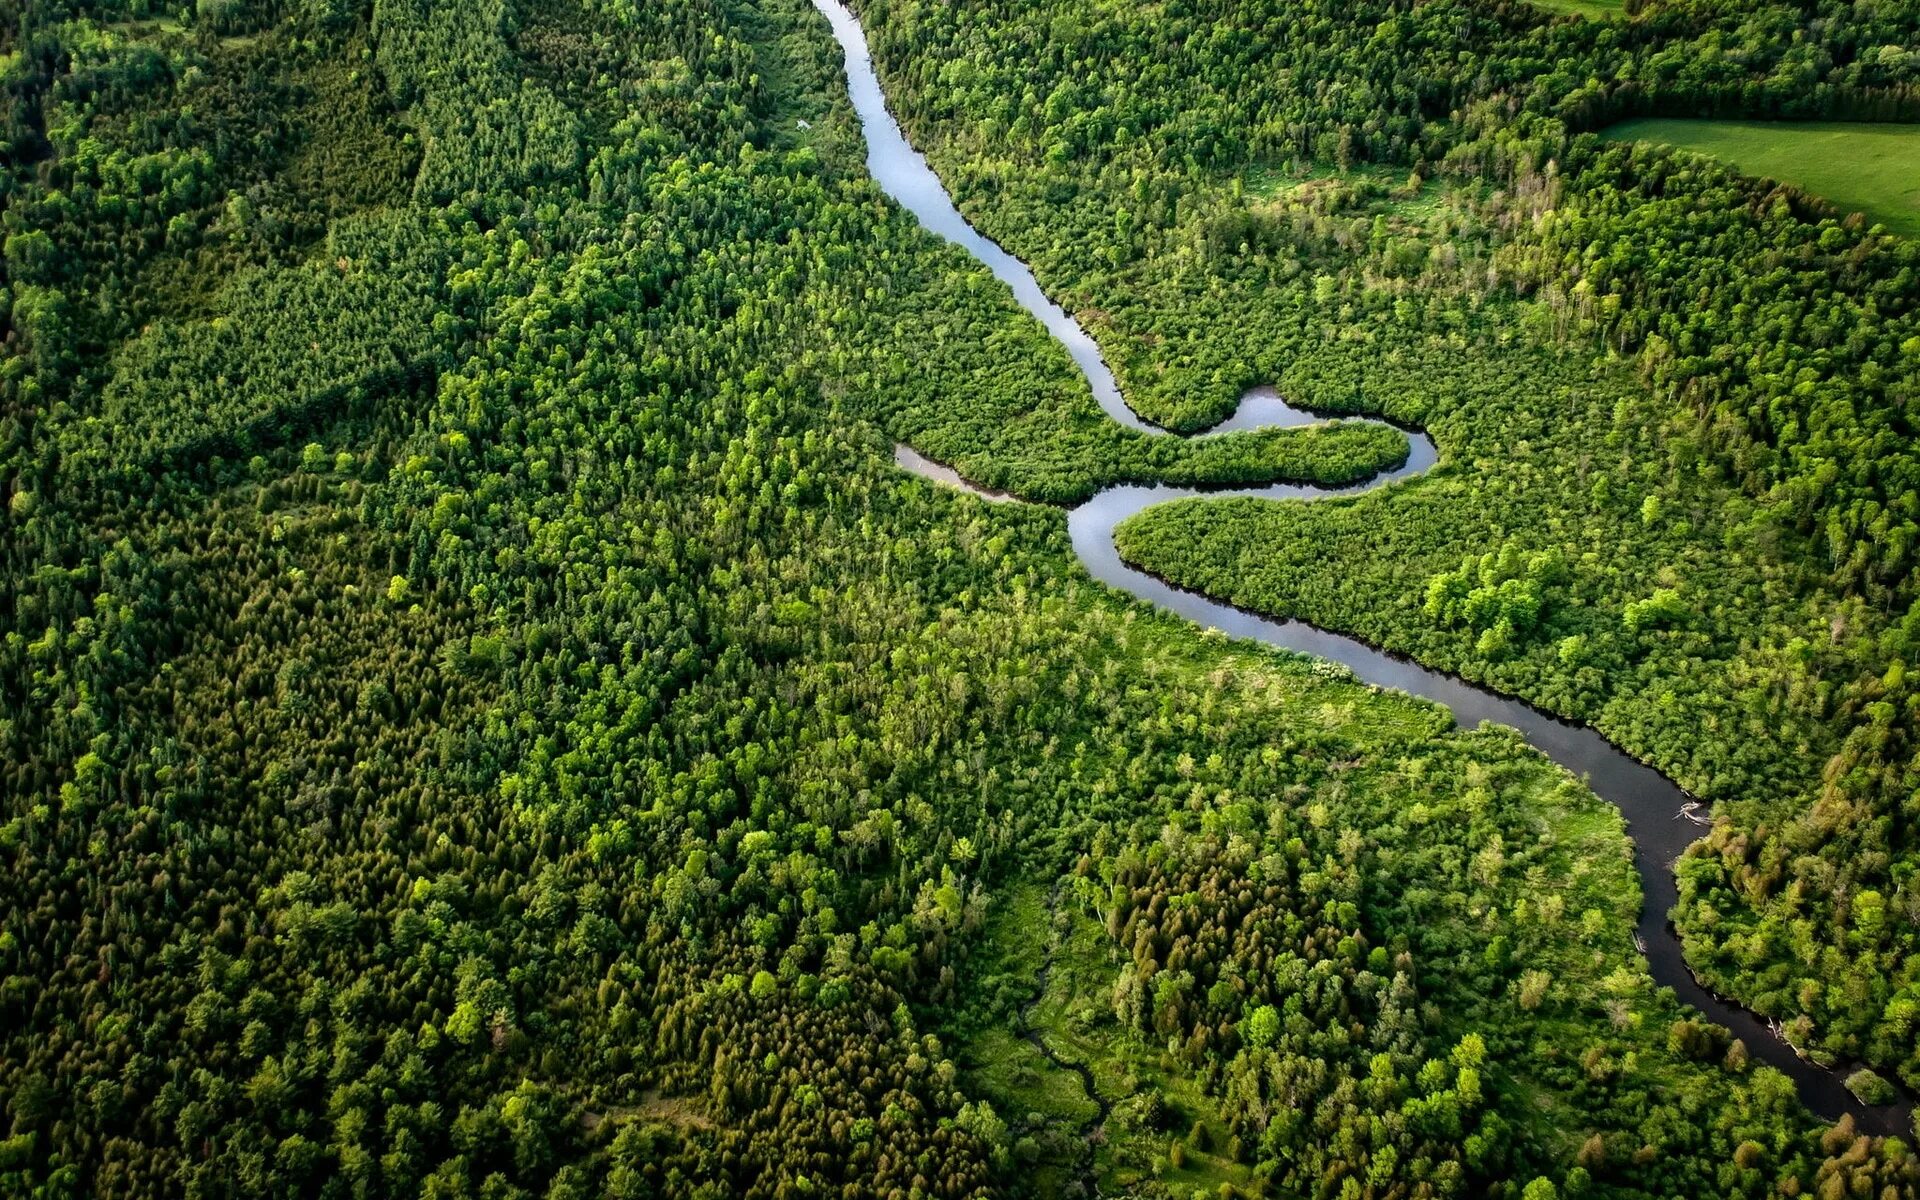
[[811, 0, 1912, 1137]]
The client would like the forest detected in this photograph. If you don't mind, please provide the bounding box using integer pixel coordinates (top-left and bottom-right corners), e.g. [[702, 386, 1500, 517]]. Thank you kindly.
[[856, 0, 1920, 1118], [0, 0, 1917, 1197]]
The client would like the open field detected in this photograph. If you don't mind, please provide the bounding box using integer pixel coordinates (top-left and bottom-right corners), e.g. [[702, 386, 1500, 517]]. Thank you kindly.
[[1604, 118, 1920, 236], [1527, 0, 1624, 20]]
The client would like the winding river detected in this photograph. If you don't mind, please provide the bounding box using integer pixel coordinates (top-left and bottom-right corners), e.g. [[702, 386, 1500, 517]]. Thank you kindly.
[[811, 0, 1913, 1137]]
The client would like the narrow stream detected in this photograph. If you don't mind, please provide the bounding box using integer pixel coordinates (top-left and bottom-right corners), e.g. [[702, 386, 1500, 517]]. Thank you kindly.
[[1021, 883, 1111, 1198], [811, 0, 1912, 1138]]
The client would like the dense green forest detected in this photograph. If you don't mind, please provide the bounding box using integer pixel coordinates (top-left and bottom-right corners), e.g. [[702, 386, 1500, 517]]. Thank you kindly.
[[2, 0, 1918, 1198]]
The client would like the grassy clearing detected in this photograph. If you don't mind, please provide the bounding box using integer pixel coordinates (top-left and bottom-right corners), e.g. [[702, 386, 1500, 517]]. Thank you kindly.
[[1240, 161, 1416, 200], [1023, 904, 1254, 1196], [962, 1027, 1100, 1128], [1603, 118, 1920, 237], [105, 17, 189, 40], [1233, 162, 1462, 242], [1526, 0, 1625, 20], [956, 876, 1255, 1197], [952, 882, 1100, 1196]]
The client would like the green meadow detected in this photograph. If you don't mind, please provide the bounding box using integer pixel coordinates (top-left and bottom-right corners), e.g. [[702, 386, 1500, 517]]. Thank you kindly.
[[1527, 0, 1625, 20], [1604, 118, 1920, 236]]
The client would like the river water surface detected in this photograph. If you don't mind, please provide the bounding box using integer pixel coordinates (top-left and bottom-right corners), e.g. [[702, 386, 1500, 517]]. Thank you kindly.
[[811, 0, 1912, 1136]]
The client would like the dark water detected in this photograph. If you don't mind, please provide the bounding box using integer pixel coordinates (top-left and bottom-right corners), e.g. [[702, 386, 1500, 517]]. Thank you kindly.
[[814, 0, 1912, 1137]]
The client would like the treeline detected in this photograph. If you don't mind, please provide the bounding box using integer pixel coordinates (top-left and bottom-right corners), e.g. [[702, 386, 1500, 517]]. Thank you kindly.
[[858, 0, 1920, 237]]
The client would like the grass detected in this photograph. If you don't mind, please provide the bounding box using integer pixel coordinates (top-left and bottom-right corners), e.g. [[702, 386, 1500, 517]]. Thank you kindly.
[[955, 885, 1101, 1130], [1240, 161, 1414, 200], [953, 878, 1256, 1197], [1526, 0, 1625, 19], [1022, 901, 1254, 1197], [106, 17, 189, 39], [1232, 162, 1461, 242], [950, 882, 1101, 1196], [963, 1026, 1101, 1128], [1603, 118, 1920, 237]]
